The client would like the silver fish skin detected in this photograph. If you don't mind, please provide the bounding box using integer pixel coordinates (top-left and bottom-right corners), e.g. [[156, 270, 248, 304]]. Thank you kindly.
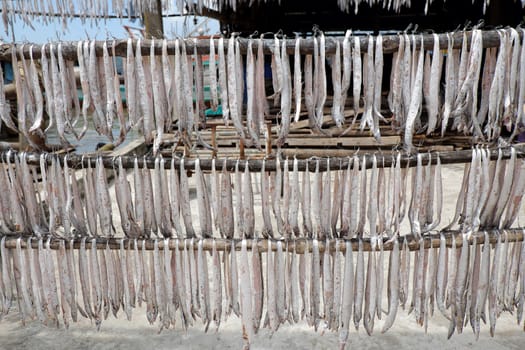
[[252, 239, 264, 333], [239, 240, 254, 346], [339, 240, 354, 348]]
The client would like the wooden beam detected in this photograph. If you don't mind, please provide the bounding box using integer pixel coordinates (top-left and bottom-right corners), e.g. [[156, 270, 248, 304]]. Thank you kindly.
[[2, 228, 523, 253], [283, 135, 400, 147], [2, 144, 525, 172], [0, 29, 515, 60]]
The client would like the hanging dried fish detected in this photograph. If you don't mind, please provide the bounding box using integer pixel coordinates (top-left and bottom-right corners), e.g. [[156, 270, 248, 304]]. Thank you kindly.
[[251, 239, 264, 332], [373, 34, 384, 130], [255, 35, 268, 133], [196, 239, 210, 328], [195, 159, 212, 238], [208, 36, 219, 111], [179, 158, 195, 238], [229, 240, 240, 317], [315, 32, 327, 129], [352, 35, 362, 124], [404, 35, 425, 153], [331, 41, 344, 127], [293, 36, 302, 123], [339, 240, 354, 348], [218, 37, 230, 124], [353, 238, 364, 330], [239, 239, 254, 346], [277, 37, 292, 147], [243, 163, 255, 239], [270, 35, 283, 102], [227, 35, 247, 142], [260, 159, 274, 238], [311, 239, 321, 329], [234, 160, 244, 238], [246, 38, 260, 148], [363, 245, 377, 335], [426, 33, 442, 135], [210, 239, 222, 330], [220, 159, 235, 239], [265, 242, 279, 332], [304, 45, 317, 132]]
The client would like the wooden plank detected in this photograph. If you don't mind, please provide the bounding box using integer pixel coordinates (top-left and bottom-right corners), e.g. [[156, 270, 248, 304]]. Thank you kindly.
[[284, 135, 400, 147], [109, 136, 147, 157]]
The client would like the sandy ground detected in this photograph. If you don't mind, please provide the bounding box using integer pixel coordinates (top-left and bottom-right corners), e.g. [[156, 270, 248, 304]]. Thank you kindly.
[[0, 163, 524, 349]]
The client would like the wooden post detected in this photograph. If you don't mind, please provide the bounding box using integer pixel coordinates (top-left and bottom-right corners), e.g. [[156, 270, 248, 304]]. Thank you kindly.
[[183, 131, 190, 157], [143, 0, 164, 39], [239, 138, 245, 159], [265, 123, 272, 157], [211, 125, 217, 158]]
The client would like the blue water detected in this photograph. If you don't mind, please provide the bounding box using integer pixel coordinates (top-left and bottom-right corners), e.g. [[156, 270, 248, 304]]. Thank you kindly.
[[46, 115, 141, 154]]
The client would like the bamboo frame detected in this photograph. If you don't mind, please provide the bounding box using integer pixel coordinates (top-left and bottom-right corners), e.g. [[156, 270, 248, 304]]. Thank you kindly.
[[2, 228, 523, 253]]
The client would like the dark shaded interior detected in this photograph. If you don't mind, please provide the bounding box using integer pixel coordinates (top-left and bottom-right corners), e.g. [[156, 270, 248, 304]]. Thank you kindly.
[[204, 0, 525, 35]]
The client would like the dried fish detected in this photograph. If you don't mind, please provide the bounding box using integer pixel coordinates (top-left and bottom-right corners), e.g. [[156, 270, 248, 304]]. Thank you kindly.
[[211, 240, 222, 330], [179, 158, 195, 238], [352, 35, 362, 123], [252, 239, 263, 333], [277, 38, 292, 147], [239, 240, 254, 346], [266, 243, 279, 332], [208, 37, 219, 111], [227, 36, 246, 142], [197, 239, 210, 328], [220, 159, 235, 239], [331, 41, 344, 127], [311, 239, 321, 329], [382, 237, 400, 334], [353, 238, 364, 330], [229, 240, 240, 317], [339, 240, 354, 348], [246, 38, 260, 148], [218, 37, 230, 124], [293, 37, 302, 123], [195, 159, 212, 238], [404, 35, 425, 153], [235, 160, 244, 238], [261, 160, 274, 238], [243, 164, 255, 239]]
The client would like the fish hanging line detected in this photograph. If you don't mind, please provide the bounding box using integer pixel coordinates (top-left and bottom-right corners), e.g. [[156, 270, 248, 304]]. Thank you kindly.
[[0, 145, 524, 171], [1, 230, 524, 252], [0, 147, 523, 239], [0, 230, 524, 342], [1, 28, 525, 153]]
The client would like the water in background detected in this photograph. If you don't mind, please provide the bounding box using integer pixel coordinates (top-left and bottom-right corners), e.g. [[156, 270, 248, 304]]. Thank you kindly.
[[46, 115, 142, 155]]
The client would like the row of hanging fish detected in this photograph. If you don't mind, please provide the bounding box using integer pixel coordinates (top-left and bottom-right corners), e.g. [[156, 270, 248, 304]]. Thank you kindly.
[[0, 233, 524, 347], [0, 0, 165, 30], [4, 28, 525, 153], [0, 148, 524, 239], [445, 147, 525, 233]]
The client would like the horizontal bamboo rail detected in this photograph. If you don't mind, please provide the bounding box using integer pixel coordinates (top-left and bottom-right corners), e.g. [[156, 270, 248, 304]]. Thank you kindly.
[[1, 145, 523, 172], [1, 228, 523, 253], [0, 29, 517, 60]]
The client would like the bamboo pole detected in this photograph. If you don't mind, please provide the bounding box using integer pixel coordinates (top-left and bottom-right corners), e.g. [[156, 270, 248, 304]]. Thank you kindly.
[[0, 29, 516, 61], [2, 228, 523, 253], [1, 145, 524, 172]]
